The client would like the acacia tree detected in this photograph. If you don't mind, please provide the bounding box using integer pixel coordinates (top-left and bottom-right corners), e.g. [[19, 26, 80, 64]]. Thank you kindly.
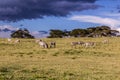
[[11, 28, 34, 38], [70, 29, 87, 37], [86, 26, 119, 37], [48, 29, 64, 38], [48, 26, 119, 38]]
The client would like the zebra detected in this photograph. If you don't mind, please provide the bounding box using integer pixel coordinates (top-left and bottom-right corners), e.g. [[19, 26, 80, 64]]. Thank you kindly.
[[7, 38, 12, 42], [71, 42, 79, 48], [14, 39, 20, 43], [102, 39, 109, 44], [39, 40, 48, 48], [78, 41, 85, 46], [50, 42, 56, 48], [84, 42, 95, 47], [71, 41, 85, 48]]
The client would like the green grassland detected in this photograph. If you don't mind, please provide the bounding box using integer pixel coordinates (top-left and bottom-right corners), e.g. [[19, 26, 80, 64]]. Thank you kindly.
[[0, 37, 120, 80]]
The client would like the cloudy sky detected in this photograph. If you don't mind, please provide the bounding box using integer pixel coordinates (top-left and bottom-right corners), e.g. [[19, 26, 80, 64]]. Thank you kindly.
[[0, 0, 120, 37]]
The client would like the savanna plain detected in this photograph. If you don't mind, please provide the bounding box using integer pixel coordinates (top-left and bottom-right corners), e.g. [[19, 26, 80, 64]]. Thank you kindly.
[[0, 37, 120, 80]]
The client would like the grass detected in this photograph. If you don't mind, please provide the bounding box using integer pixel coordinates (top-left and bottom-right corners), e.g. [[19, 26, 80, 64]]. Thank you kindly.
[[0, 37, 120, 80]]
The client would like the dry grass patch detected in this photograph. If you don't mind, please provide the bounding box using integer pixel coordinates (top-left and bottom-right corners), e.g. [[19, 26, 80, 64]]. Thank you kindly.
[[0, 37, 120, 80]]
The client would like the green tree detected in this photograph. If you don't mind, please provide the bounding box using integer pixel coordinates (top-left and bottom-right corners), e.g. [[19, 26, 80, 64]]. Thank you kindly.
[[48, 29, 64, 38], [63, 29, 71, 37], [70, 29, 87, 37], [48, 26, 119, 38], [86, 26, 118, 37], [11, 29, 34, 38]]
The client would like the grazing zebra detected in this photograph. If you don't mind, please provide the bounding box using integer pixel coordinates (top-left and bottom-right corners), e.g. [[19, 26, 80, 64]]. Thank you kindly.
[[84, 42, 95, 47], [78, 41, 85, 46], [102, 39, 109, 44], [71, 42, 79, 48], [71, 41, 85, 47], [50, 42, 56, 48], [14, 39, 20, 43], [39, 40, 48, 48], [7, 38, 12, 42]]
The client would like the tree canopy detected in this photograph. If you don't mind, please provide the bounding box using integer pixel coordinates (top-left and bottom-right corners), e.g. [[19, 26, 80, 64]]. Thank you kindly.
[[11, 28, 34, 38], [48, 26, 119, 38]]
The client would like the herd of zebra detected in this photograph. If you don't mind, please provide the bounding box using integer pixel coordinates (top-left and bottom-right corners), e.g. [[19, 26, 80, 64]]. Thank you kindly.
[[6, 38, 109, 48], [35, 39, 56, 48], [71, 41, 95, 48], [7, 38, 56, 48], [71, 39, 108, 48]]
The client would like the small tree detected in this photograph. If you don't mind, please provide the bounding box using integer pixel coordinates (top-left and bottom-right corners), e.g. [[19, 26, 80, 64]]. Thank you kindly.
[[48, 29, 64, 38], [11, 29, 34, 38]]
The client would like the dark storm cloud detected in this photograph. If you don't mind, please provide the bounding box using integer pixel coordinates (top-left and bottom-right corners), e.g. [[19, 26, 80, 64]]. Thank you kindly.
[[0, 0, 99, 21]]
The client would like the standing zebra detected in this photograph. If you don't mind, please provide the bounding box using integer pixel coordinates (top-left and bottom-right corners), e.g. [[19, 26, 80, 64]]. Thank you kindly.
[[102, 39, 109, 44], [71, 42, 79, 48], [78, 41, 85, 46], [50, 42, 56, 48], [14, 39, 20, 43], [39, 40, 48, 48], [7, 38, 12, 42], [84, 42, 95, 47], [71, 41, 85, 48]]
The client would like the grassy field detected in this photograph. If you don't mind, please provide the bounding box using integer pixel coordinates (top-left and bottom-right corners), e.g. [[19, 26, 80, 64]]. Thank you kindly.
[[0, 37, 120, 80]]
